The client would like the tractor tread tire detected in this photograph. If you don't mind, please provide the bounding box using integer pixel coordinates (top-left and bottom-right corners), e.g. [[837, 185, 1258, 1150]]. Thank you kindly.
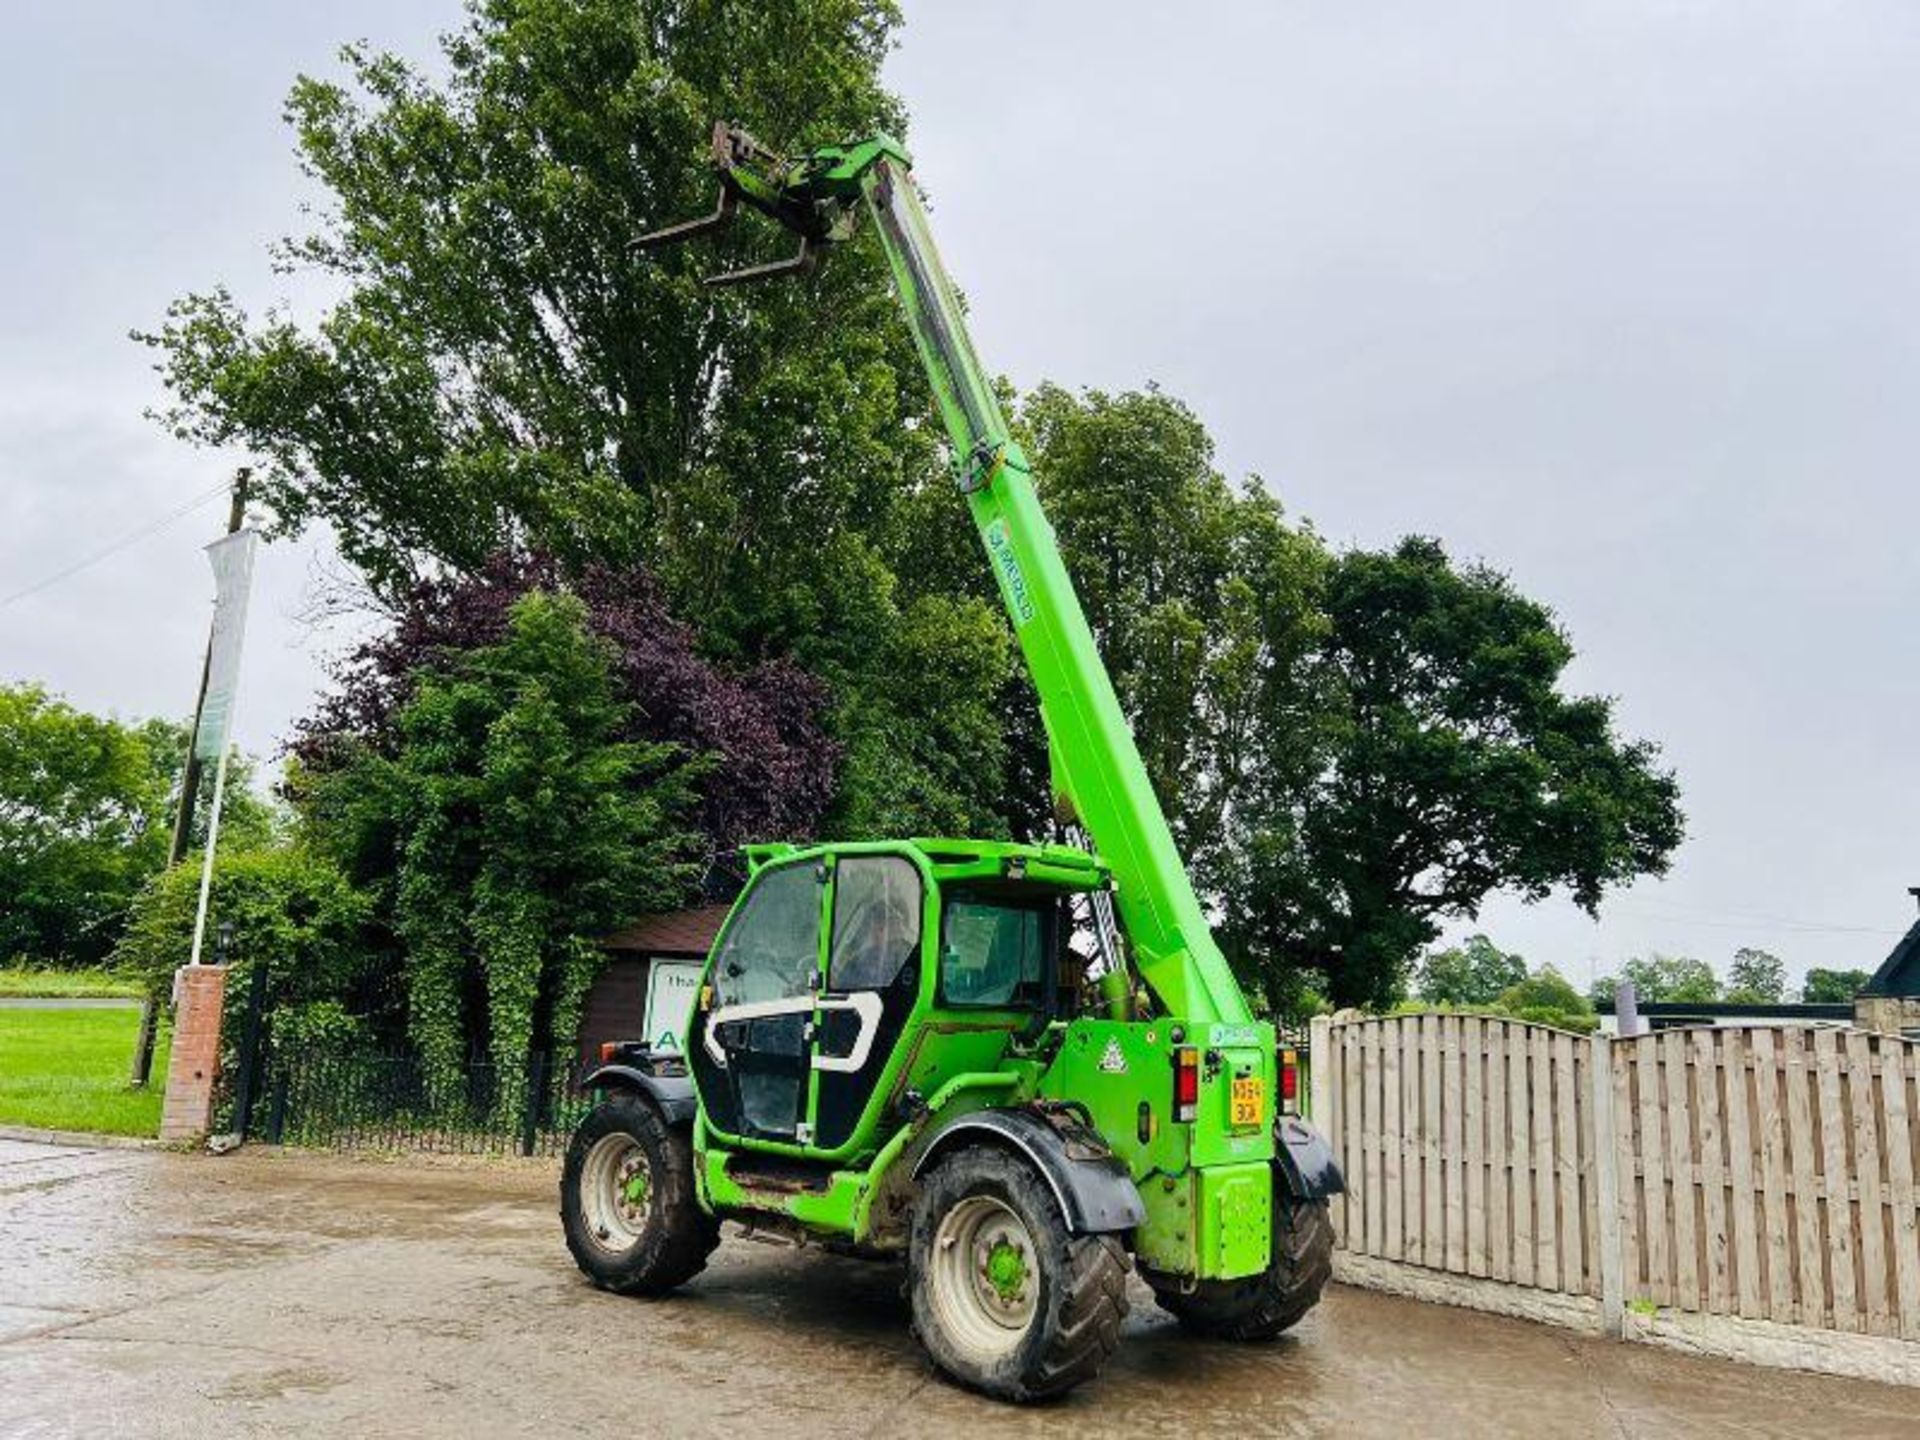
[[1151, 1192, 1333, 1341], [909, 1146, 1128, 1403], [560, 1090, 718, 1297]]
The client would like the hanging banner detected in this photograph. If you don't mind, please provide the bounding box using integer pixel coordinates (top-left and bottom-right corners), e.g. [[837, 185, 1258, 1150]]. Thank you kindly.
[[192, 528, 259, 761]]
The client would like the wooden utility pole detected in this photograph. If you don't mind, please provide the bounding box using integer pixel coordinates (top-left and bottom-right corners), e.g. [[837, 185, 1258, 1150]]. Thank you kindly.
[[131, 469, 249, 1087]]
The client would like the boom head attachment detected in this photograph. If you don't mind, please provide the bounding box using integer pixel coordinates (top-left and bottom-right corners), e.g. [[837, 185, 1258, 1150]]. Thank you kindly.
[[633, 121, 908, 287]]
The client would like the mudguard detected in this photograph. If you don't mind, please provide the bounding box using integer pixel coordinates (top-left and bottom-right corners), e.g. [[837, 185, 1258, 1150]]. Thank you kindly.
[[582, 1062, 698, 1128], [1273, 1116, 1345, 1201], [911, 1106, 1147, 1234]]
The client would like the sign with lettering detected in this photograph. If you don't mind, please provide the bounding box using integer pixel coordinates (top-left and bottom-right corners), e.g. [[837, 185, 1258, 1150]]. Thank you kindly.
[[643, 959, 706, 1054]]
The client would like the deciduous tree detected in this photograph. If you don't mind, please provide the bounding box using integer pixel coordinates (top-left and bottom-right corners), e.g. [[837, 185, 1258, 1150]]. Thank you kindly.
[[0, 685, 276, 964], [1013, 384, 1327, 852], [291, 551, 837, 857], [1495, 965, 1597, 1033], [304, 592, 704, 1081], [1221, 538, 1684, 1010], [1726, 946, 1787, 1004], [1591, 953, 1720, 1006], [113, 847, 375, 1046], [1802, 967, 1871, 1003], [985, 393, 1685, 1015], [1416, 934, 1527, 1006], [0, 684, 166, 963], [141, 0, 1011, 837]]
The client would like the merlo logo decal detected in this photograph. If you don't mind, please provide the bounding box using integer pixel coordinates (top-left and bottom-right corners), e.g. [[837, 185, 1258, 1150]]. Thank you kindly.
[[984, 517, 1036, 627]]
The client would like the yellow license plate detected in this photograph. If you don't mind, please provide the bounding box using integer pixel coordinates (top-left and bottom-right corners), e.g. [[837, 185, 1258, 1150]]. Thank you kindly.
[[1230, 1075, 1264, 1128]]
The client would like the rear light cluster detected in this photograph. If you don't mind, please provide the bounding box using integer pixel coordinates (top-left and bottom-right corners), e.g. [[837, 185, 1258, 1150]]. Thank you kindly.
[[1280, 1048, 1300, 1114], [1173, 1046, 1200, 1123]]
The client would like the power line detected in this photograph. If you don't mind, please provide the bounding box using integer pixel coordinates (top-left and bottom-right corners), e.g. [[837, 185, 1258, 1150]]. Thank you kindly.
[[1610, 900, 1901, 938], [0, 481, 234, 611], [1619, 895, 1903, 934]]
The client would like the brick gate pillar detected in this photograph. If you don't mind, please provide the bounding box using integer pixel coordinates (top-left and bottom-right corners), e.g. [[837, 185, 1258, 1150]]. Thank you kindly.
[[160, 964, 229, 1141]]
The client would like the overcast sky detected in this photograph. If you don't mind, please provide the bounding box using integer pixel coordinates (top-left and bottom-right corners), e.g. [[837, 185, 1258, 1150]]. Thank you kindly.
[[3, 2, 1915, 989]]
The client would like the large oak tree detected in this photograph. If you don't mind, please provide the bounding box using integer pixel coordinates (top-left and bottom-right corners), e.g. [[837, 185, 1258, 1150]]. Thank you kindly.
[[144, 0, 1012, 838], [1220, 536, 1684, 1009]]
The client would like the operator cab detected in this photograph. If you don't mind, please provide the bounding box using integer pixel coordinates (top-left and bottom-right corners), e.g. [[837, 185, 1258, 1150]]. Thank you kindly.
[[685, 839, 1107, 1160]]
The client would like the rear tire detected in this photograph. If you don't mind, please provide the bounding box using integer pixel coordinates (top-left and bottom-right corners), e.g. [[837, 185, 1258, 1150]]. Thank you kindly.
[[909, 1145, 1128, 1402], [1149, 1190, 1333, 1340], [561, 1091, 718, 1296]]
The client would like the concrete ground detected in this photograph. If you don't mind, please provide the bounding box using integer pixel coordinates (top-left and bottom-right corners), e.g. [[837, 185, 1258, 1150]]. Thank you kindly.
[[1, 1137, 1914, 1439]]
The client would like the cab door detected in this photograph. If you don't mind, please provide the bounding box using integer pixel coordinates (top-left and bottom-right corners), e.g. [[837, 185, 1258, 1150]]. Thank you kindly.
[[688, 859, 824, 1144], [809, 853, 926, 1153]]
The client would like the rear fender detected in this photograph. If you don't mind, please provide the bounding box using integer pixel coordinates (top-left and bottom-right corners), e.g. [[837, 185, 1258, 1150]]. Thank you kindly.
[[911, 1106, 1146, 1235], [1273, 1116, 1345, 1200], [582, 1062, 698, 1128]]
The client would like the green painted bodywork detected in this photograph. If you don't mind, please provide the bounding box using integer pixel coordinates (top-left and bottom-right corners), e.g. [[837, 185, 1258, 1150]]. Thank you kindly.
[[658, 132, 1281, 1282], [690, 840, 1071, 1168], [1036, 1017, 1275, 1278], [686, 843, 1276, 1279]]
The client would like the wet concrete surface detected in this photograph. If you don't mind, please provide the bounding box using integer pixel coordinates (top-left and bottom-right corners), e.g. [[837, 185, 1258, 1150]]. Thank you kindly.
[[2, 1138, 1915, 1439]]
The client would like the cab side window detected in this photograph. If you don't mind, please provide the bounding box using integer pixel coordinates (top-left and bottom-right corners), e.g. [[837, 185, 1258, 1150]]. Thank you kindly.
[[940, 898, 1047, 1008], [828, 856, 922, 992]]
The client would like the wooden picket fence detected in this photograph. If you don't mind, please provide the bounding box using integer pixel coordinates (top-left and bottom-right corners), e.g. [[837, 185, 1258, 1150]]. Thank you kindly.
[[1309, 1013, 1920, 1351]]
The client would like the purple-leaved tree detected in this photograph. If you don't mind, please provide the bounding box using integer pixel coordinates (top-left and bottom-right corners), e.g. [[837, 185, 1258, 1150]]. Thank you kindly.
[[292, 553, 838, 865]]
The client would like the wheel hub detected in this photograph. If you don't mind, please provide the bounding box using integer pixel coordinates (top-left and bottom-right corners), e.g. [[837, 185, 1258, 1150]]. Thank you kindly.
[[618, 1157, 651, 1221], [930, 1194, 1040, 1358], [982, 1238, 1028, 1306], [580, 1131, 652, 1253]]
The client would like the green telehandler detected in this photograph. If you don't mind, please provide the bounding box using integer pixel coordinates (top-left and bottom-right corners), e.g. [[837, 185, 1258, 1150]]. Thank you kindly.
[[560, 124, 1344, 1402]]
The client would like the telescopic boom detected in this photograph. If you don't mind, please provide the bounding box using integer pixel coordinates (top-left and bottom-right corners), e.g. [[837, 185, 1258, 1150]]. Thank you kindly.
[[638, 124, 1251, 1026]]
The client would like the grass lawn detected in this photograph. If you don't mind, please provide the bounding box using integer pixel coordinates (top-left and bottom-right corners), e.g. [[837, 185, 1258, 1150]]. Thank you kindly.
[[0, 1006, 170, 1136], [0, 966, 145, 999]]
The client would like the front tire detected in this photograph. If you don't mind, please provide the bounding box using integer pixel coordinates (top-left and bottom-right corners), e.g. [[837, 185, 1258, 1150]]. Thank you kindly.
[[561, 1091, 718, 1295], [908, 1145, 1128, 1402], [1149, 1189, 1334, 1340]]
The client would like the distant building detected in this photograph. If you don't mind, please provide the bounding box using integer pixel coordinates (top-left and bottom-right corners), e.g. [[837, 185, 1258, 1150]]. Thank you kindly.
[[1856, 887, 1920, 1039], [1595, 999, 1851, 1035]]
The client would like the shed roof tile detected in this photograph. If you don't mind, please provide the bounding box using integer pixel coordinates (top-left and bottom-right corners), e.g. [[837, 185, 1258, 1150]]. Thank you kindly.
[[602, 905, 730, 957]]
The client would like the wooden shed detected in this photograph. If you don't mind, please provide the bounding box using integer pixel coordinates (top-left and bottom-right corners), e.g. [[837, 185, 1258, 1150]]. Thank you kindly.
[[577, 906, 731, 1069]]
